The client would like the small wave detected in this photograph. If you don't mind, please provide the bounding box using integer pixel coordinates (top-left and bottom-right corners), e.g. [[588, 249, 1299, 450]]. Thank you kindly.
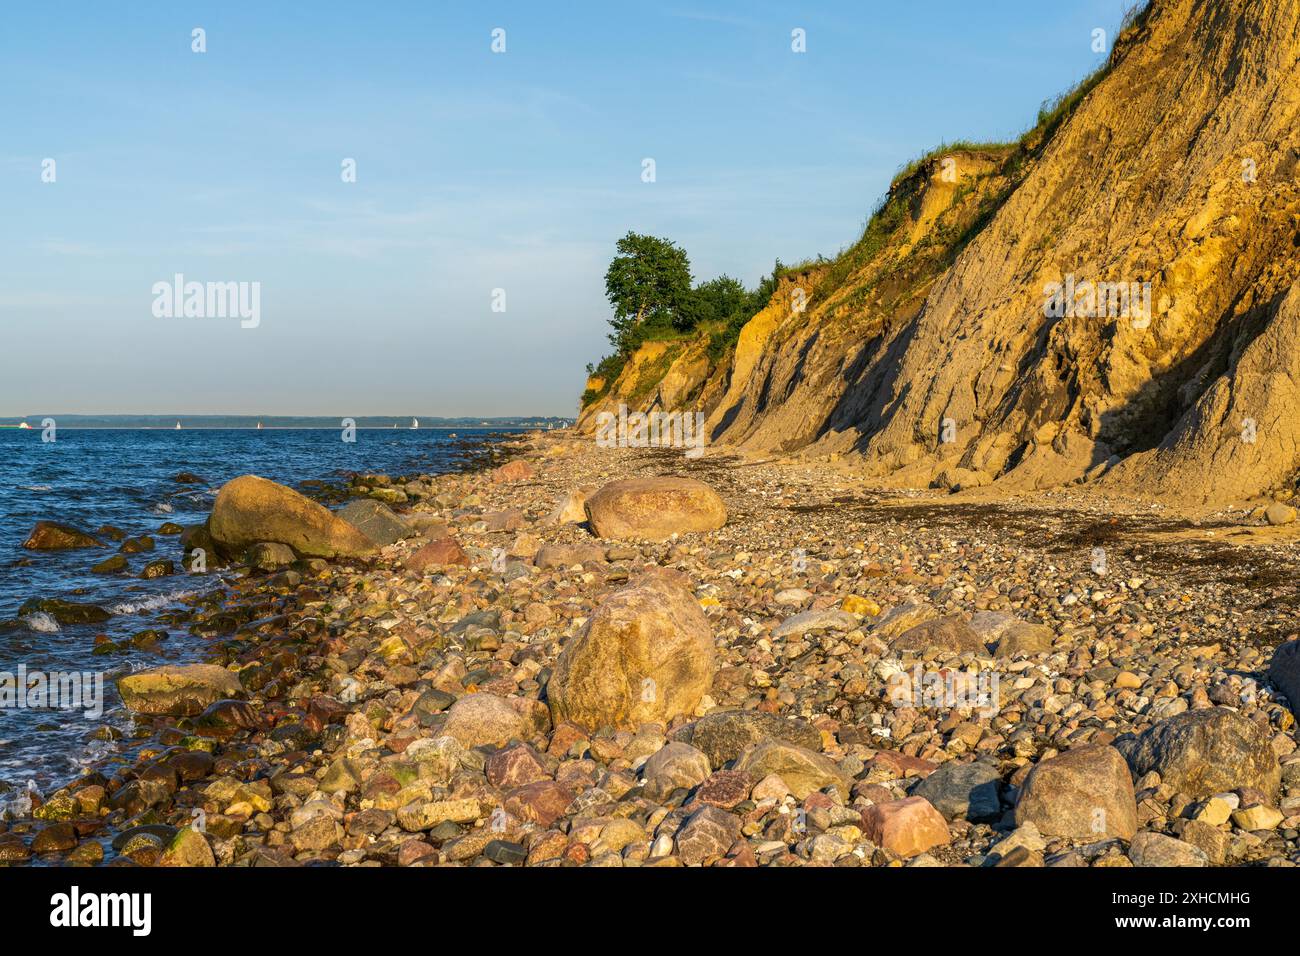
[[110, 589, 196, 614], [18, 485, 52, 492], [150, 502, 175, 514], [21, 612, 60, 633]]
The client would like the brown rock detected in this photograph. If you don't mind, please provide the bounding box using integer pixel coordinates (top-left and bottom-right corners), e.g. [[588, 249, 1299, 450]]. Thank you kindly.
[[406, 535, 470, 571], [491, 460, 535, 482], [533, 542, 606, 569], [484, 743, 550, 790], [484, 508, 525, 532], [584, 477, 726, 541], [675, 805, 742, 865], [209, 475, 377, 559], [440, 693, 550, 748], [1014, 744, 1138, 840], [994, 621, 1055, 657], [890, 615, 986, 655], [547, 569, 716, 730], [22, 521, 103, 550], [861, 796, 951, 858], [693, 770, 753, 810], [503, 781, 575, 827]]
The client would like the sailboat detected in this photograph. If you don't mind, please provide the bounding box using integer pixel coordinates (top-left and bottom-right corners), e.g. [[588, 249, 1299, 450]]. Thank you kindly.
[[257, 421, 263, 430], [18, 422, 31, 429], [175, 421, 182, 430], [411, 417, 419, 429]]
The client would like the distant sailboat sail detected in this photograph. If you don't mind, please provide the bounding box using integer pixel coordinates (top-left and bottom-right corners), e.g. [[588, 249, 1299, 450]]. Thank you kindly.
[[257, 421, 263, 430], [175, 421, 182, 430], [411, 418, 419, 429]]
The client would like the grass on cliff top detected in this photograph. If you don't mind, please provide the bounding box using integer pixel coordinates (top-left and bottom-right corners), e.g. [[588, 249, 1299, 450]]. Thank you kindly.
[[777, 0, 1152, 301]]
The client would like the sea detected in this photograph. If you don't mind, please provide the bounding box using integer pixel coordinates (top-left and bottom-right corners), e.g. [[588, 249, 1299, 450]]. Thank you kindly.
[[0, 422, 539, 806]]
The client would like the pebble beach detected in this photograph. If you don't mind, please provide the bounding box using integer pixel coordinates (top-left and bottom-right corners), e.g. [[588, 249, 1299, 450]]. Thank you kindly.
[[4, 430, 1298, 868]]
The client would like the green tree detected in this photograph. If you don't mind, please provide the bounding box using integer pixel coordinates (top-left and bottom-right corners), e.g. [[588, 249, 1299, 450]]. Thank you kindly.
[[679, 274, 747, 331], [604, 232, 692, 352]]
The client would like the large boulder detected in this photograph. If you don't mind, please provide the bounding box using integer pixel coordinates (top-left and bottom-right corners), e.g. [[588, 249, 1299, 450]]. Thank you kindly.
[[1013, 744, 1138, 840], [22, 521, 103, 550], [335, 499, 414, 547], [1116, 708, 1280, 800], [1269, 639, 1300, 716], [117, 664, 244, 716], [546, 569, 716, 730], [584, 477, 726, 541], [209, 475, 377, 559]]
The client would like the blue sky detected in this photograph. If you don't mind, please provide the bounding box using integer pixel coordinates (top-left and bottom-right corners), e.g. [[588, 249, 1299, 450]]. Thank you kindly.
[[0, 1, 1135, 417]]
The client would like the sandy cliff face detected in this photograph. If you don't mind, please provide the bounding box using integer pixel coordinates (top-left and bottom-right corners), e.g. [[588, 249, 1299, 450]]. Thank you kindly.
[[581, 0, 1300, 506]]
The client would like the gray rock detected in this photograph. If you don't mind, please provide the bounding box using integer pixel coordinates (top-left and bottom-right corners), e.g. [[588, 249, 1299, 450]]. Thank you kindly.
[[772, 608, 858, 639], [1269, 639, 1300, 716], [246, 541, 295, 570], [913, 759, 1003, 822], [335, 499, 415, 547], [732, 740, 851, 799], [643, 742, 711, 799], [1116, 708, 1281, 800]]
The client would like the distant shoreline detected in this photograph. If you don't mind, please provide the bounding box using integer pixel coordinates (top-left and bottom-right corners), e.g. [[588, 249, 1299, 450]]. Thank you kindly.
[[0, 417, 574, 430]]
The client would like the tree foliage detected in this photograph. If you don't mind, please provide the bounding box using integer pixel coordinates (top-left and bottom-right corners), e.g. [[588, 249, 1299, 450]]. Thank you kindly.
[[603, 232, 693, 352], [583, 232, 785, 407]]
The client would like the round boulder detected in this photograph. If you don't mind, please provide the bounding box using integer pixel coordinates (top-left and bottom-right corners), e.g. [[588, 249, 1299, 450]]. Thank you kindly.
[[1116, 707, 1280, 800], [210, 475, 377, 559], [584, 477, 726, 542], [547, 568, 716, 730], [1013, 744, 1138, 840]]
